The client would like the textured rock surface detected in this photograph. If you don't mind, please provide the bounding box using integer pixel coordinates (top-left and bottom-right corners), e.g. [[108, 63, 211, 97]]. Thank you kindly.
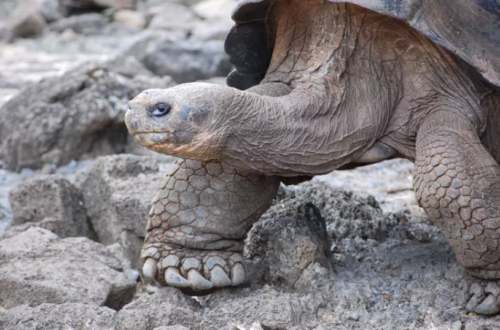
[[79, 154, 174, 268], [49, 13, 110, 35], [114, 9, 147, 29], [282, 182, 402, 241], [191, 0, 235, 20], [2, 161, 500, 329], [116, 288, 200, 330], [0, 303, 116, 330], [8, 174, 91, 238], [0, 60, 171, 171], [37, 0, 63, 23], [245, 186, 331, 288], [141, 40, 232, 83], [0, 0, 46, 41], [0, 228, 136, 309], [145, 0, 236, 41], [153, 326, 190, 330], [147, 3, 196, 35], [0, 169, 24, 232]]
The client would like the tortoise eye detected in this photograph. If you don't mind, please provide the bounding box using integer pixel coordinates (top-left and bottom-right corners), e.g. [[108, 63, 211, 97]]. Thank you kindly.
[[152, 103, 170, 117]]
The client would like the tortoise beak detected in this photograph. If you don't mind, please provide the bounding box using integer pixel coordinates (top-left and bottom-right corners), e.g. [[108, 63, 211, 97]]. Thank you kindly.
[[125, 103, 143, 135]]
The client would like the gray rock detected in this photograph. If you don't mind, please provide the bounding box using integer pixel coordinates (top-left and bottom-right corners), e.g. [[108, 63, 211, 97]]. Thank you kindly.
[[202, 287, 327, 330], [0, 227, 136, 309], [293, 262, 330, 291], [292, 181, 402, 241], [40, 163, 57, 174], [0, 169, 25, 232], [121, 30, 180, 60], [141, 40, 232, 83], [10, 11, 46, 39], [245, 186, 332, 288], [114, 9, 147, 29], [147, 3, 197, 35], [191, 0, 236, 20], [0, 60, 171, 171], [106, 242, 140, 281], [1, 158, 499, 329], [36, 0, 63, 22], [0, 303, 116, 330], [190, 18, 233, 41], [93, 0, 136, 9], [156, 0, 235, 41], [0, 0, 19, 21], [249, 324, 264, 330], [145, 0, 203, 6], [63, 0, 136, 11], [313, 326, 335, 330], [79, 155, 173, 269], [451, 321, 463, 330], [0, 205, 9, 232], [49, 13, 110, 35], [105, 55, 155, 78], [0, 0, 46, 40], [153, 326, 190, 330], [8, 175, 91, 238], [116, 287, 200, 330]]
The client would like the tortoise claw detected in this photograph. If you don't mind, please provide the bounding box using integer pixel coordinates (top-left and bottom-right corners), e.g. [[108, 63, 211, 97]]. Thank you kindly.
[[187, 269, 214, 291], [142, 258, 158, 280], [210, 265, 232, 287], [165, 267, 191, 288], [141, 243, 247, 291], [463, 278, 500, 315], [231, 263, 246, 286], [475, 294, 500, 315]]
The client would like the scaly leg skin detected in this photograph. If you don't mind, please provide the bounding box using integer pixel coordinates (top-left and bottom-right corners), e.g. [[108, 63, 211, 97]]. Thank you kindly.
[[142, 159, 280, 292], [414, 112, 500, 315]]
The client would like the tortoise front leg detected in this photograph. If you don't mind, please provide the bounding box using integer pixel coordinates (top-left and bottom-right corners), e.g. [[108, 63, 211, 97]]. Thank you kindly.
[[141, 159, 279, 291], [414, 111, 500, 315]]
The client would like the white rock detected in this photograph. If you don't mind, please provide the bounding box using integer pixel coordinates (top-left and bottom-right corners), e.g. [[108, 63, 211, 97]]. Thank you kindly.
[[192, 0, 237, 20], [148, 3, 197, 33], [114, 9, 147, 29]]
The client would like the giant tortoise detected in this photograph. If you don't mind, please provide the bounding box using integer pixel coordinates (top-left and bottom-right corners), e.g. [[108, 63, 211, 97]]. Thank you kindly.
[[125, 0, 500, 315]]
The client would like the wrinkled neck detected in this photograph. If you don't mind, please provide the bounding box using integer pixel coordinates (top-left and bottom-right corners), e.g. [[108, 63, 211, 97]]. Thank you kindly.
[[203, 2, 394, 175], [264, 0, 363, 85], [212, 80, 383, 176]]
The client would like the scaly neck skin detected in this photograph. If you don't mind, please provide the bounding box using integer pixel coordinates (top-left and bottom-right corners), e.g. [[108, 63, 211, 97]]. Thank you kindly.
[[209, 79, 385, 176], [208, 1, 395, 176]]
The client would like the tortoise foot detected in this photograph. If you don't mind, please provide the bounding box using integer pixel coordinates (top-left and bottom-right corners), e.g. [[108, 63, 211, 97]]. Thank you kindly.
[[462, 277, 500, 315], [140, 159, 279, 292], [141, 243, 246, 292]]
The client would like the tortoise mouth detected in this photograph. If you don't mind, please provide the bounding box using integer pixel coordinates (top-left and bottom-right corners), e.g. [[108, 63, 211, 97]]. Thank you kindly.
[[133, 132, 171, 147]]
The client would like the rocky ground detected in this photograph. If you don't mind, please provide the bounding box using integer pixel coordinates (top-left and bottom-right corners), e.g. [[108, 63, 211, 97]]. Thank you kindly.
[[0, 1, 499, 329]]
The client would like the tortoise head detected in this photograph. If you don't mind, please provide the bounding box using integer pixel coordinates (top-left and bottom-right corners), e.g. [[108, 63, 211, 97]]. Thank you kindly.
[[126, 83, 226, 159]]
